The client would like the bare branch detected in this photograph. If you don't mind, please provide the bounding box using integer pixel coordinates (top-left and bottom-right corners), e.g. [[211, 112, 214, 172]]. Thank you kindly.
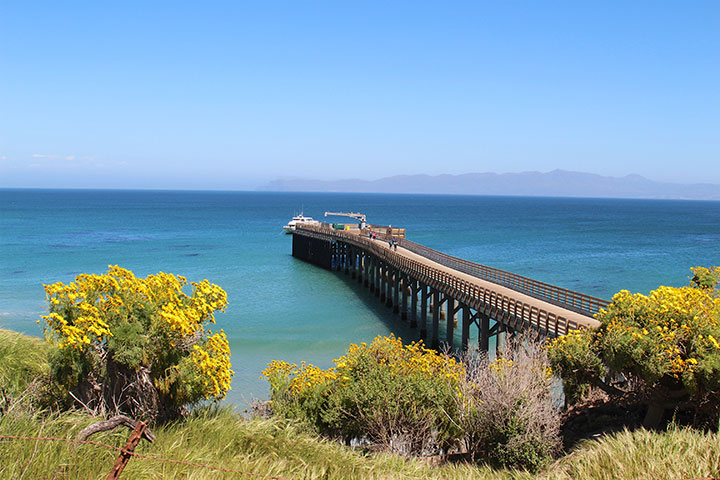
[[75, 414, 156, 443]]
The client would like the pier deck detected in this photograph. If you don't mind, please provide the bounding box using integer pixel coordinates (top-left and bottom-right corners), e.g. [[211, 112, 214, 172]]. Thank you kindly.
[[384, 238, 600, 330], [292, 223, 606, 350]]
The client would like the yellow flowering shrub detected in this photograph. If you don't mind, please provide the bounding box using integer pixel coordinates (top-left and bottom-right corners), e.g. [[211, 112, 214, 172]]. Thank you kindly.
[[691, 266, 720, 292], [547, 266, 720, 426], [263, 334, 464, 454], [41, 266, 232, 421], [545, 328, 604, 402]]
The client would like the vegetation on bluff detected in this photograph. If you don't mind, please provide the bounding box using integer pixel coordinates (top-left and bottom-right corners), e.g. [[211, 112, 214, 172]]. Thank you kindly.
[[263, 333, 560, 471], [547, 266, 720, 428], [3, 266, 720, 478], [40, 265, 232, 422], [264, 334, 465, 456], [4, 327, 719, 479]]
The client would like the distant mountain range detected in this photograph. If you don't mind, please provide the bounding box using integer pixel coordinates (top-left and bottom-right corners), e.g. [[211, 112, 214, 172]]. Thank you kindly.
[[260, 170, 720, 200]]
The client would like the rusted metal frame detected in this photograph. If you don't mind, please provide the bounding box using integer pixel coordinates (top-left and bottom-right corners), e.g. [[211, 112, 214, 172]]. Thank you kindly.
[[106, 421, 147, 480]]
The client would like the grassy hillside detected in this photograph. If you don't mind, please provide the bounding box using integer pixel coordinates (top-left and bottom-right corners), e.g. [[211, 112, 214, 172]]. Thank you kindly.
[[1, 328, 719, 479], [0, 328, 49, 398], [2, 408, 719, 480]]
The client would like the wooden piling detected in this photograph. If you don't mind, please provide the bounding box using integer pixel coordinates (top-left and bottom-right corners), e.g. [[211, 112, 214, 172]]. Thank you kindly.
[[446, 297, 455, 349]]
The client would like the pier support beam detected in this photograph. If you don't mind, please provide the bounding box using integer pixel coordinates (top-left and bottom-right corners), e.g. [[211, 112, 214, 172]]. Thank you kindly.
[[478, 312, 490, 353], [379, 266, 386, 302], [392, 271, 400, 313], [350, 248, 356, 279], [431, 289, 440, 349], [374, 260, 380, 292], [410, 280, 418, 328], [461, 306, 471, 352], [445, 297, 455, 349], [495, 323, 505, 357], [420, 283, 428, 340], [363, 254, 369, 287], [401, 276, 408, 320]]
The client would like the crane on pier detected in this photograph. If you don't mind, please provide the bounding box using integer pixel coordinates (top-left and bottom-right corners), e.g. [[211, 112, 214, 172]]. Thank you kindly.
[[324, 211, 367, 229]]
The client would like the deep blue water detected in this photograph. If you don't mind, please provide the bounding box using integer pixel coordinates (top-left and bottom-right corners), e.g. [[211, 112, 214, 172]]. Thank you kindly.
[[1, 189, 719, 404]]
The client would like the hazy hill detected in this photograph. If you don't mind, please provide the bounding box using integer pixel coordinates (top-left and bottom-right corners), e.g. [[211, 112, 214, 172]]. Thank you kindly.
[[261, 170, 720, 200]]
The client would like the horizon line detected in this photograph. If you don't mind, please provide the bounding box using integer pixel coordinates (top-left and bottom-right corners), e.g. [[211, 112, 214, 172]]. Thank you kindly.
[[1, 186, 719, 203]]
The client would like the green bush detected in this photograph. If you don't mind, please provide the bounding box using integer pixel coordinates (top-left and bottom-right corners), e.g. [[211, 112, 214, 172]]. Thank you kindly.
[[263, 335, 464, 455], [264, 333, 561, 470], [40, 266, 233, 423], [547, 266, 720, 428]]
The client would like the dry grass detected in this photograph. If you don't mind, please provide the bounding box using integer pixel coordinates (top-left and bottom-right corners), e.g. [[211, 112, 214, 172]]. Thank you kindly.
[[544, 425, 720, 480], [0, 328, 50, 414], [0, 407, 529, 479], [2, 407, 719, 479]]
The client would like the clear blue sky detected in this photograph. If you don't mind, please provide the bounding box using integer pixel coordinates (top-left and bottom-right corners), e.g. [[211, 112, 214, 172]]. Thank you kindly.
[[1, 1, 718, 189]]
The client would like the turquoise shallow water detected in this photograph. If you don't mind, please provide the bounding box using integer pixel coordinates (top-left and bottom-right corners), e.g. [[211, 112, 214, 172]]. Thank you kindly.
[[1, 189, 719, 404]]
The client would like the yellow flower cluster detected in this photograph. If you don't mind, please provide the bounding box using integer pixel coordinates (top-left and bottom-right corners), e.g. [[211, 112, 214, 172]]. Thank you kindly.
[[42, 275, 116, 349], [155, 277, 227, 335], [331, 334, 464, 385], [550, 271, 720, 387], [42, 266, 233, 400], [488, 357, 515, 377], [599, 285, 720, 378], [192, 330, 233, 400], [43, 266, 229, 349], [262, 360, 298, 378], [690, 266, 720, 290], [262, 360, 339, 397], [546, 328, 593, 361], [289, 362, 339, 396], [263, 334, 464, 398]]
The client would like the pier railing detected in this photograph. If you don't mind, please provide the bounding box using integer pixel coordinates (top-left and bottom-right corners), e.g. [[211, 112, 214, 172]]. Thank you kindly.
[[296, 224, 603, 336], [396, 238, 609, 316], [297, 224, 607, 319]]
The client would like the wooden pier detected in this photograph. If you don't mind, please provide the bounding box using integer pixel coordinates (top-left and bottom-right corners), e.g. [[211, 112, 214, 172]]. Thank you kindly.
[[292, 223, 606, 352]]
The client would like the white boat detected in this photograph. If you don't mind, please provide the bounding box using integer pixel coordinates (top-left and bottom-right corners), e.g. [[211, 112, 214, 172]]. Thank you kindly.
[[283, 213, 319, 234]]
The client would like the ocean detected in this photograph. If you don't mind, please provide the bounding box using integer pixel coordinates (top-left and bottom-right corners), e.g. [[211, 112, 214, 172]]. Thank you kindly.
[[1, 189, 719, 404]]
